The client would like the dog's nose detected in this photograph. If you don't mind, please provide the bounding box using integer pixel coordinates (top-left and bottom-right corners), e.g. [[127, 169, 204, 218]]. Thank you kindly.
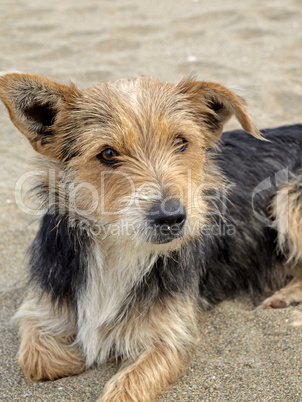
[[148, 200, 186, 235]]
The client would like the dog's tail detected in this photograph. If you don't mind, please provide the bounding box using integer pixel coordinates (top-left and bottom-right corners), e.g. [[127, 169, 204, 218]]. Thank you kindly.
[[272, 170, 302, 263]]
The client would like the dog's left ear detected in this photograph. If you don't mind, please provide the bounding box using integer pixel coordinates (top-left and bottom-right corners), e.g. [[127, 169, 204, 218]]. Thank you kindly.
[[0, 72, 80, 159], [177, 79, 262, 142]]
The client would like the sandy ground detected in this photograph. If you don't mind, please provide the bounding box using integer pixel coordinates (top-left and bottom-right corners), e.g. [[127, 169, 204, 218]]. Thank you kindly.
[[0, 0, 302, 400]]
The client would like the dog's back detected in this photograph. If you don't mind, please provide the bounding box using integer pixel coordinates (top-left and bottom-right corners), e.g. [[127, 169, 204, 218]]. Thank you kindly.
[[197, 124, 302, 304]]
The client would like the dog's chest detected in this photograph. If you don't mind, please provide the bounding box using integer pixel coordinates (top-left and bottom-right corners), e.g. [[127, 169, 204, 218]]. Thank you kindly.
[[75, 242, 157, 365]]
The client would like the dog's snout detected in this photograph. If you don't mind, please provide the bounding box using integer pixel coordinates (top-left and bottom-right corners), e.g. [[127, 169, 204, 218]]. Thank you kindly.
[[148, 200, 186, 243]]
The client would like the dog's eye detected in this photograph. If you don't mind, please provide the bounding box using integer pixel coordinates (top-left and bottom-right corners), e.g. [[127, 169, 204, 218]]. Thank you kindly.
[[97, 148, 119, 165], [173, 137, 188, 153]]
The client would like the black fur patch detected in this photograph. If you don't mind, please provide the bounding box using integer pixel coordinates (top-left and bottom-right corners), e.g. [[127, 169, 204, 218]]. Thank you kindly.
[[29, 212, 90, 308], [209, 100, 225, 113], [24, 102, 57, 135], [62, 135, 82, 162], [136, 252, 199, 304], [202, 100, 228, 131]]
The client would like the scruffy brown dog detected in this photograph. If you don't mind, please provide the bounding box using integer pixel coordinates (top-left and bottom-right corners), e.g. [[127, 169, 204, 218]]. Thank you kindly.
[[0, 73, 301, 401]]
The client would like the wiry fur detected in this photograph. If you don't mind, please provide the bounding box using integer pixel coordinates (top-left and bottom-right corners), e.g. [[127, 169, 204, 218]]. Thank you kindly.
[[98, 296, 197, 402], [272, 170, 302, 263], [1, 72, 302, 401], [261, 171, 302, 310], [14, 294, 85, 381]]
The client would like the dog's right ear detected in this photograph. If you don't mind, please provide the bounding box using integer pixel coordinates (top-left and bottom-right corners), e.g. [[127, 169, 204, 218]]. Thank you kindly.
[[0, 72, 80, 159]]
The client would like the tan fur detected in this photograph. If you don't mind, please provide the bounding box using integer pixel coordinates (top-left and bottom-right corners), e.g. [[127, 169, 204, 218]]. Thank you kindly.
[[0, 72, 79, 159], [99, 347, 189, 402], [99, 296, 197, 402], [272, 175, 302, 262], [291, 310, 302, 328], [15, 294, 85, 381], [18, 318, 85, 380], [261, 269, 302, 309], [176, 78, 261, 142], [261, 177, 302, 309], [97, 294, 198, 362]]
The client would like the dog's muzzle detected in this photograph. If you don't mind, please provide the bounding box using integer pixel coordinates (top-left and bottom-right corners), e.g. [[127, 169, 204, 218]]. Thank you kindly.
[[147, 200, 186, 244]]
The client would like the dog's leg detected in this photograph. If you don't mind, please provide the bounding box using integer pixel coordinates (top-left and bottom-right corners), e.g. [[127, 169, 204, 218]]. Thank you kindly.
[[261, 268, 302, 308], [262, 174, 302, 309], [98, 295, 197, 402], [99, 346, 190, 402], [15, 294, 85, 381]]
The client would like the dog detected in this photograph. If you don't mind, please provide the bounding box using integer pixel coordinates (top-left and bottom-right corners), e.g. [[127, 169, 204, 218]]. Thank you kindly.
[[0, 72, 302, 401]]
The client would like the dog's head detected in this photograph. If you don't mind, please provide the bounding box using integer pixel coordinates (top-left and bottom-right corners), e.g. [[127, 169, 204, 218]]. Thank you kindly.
[[0, 73, 260, 251]]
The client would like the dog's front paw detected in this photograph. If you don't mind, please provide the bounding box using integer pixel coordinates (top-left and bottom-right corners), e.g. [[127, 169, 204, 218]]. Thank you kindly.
[[97, 365, 156, 402], [97, 376, 135, 402], [19, 336, 85, 381], [18, 319, 85, 381]]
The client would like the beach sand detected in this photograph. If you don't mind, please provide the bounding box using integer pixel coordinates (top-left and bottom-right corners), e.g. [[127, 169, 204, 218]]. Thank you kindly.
[[0, 0, 302, 400]]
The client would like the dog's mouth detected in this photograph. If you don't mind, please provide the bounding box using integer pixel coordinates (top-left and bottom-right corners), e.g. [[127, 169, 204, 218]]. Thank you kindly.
[[148, 223, 185, 244]]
